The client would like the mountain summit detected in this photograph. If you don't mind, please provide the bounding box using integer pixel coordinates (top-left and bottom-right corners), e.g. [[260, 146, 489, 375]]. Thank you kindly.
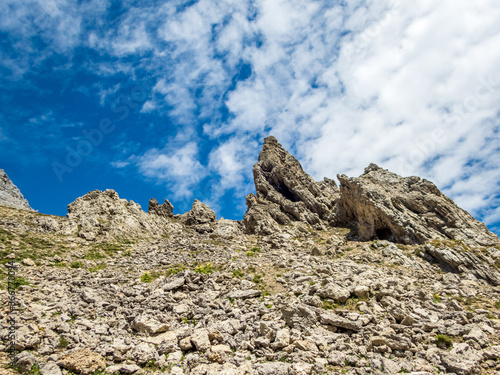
[[243, 136, 499, 248]]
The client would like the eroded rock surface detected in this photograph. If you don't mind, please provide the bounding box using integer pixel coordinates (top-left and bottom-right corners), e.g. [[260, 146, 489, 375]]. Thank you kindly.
[[243, 136, 339, 234], [67, 189, 169, 241], [336, 164, 500, 247], [148, 198, 174, 218], [0, 169, 33, 211]]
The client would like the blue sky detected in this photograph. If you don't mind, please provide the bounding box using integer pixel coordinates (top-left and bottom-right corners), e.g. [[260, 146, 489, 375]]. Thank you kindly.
[[0, 0, 499, 236]]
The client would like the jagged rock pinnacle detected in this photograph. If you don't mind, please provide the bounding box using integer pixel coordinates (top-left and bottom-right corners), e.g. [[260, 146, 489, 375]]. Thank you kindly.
[[243, 136, 339, 234], [0, 169, 34, 211]]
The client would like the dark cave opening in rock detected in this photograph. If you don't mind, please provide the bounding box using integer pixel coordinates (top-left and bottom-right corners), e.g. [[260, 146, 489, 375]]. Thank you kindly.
[[376, 227, 393, 241], [270, 180, 300, 202]]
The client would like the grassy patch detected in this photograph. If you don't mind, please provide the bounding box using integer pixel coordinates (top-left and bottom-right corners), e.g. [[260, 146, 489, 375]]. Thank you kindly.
[[88, 263, 106, 273], [435, 334, 453, 348], [19, 233, 54, 250], [9, 276, 30, 289], [165, 265, 185, 276], [252, 274, 263, 284], [246, 251, 256, 257], [232, 269, 245, 278], [58, 336, 69, 348], [322, 300, 335, 310], [433, 293, 442, 303], [84, 250, 105, 260], [95, 243, 123, 253], [141, 272, 152, 282], [70, 261, 83, 268], [195, 262, 214, 274], [141, 270, 162, 282]]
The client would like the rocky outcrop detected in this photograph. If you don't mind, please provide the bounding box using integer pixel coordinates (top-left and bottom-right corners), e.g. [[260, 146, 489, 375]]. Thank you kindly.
[[336, 164, 500, 247], [0, 169, 33, 211], [180, 199, 217, 233], [243, 136, 339, 234], [148, 198, 174, 218], [423, 244, 500, 286], [67, 189, 169, 241]]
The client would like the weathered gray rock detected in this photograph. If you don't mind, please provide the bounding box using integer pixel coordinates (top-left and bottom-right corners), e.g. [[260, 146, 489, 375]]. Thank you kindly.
[[105, 364, 141, 374], [191, 329, 211, 351], [214, 218, 242, 239], [148, 198, 174, 218], [131, 314, 169, 335], [67, 189, 169, 240], [254, 362, 291, 375], [243, 136, 339, 234], [317, 283, 351, 303], [320, 312, 362, 331], [15, 350, 37, 372], [442, 343, 483, 375], [40, 362, 63, 375], [57, 348, 106, 375], [336, 164, 500, 247], [163, 277, 185, 291], [424, 245, 500, 286], [130, 342, 158, 365], [181, 199, 216, 225], [227, 289, 261, 299], [0, 169, 33, 211]]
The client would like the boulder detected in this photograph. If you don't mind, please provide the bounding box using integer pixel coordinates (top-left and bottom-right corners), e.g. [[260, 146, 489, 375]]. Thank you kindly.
[[57, 348, 106, 375], [132, 314, 170, 335], [181, 199, 216, 225], [424, 245, 500, 286], [15, 351, 37, 372]]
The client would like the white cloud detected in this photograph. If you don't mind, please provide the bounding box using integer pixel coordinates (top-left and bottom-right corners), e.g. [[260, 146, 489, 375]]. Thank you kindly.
[[137, 141, 207, 200]]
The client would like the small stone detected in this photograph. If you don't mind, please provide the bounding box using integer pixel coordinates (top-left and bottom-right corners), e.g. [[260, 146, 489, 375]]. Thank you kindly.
[[22, 258, 36, 266], [191, 329, 211, 351], [15, 351, 37, 373], [40, 362, 62, 375], [227, 289, 261, 299]]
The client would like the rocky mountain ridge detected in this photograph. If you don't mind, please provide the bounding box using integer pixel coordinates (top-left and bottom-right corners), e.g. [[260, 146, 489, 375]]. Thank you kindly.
[[0, 136, 499, 375]]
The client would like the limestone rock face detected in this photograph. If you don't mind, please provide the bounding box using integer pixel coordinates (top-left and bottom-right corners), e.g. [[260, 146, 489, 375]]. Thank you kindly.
[[336, 164, 500, 247], [67, 189, 168, 240], [243, 136, 339, 234], [179, 199, 217, 234], [0, 169, 33, 211], [148, 198, 174, 218], [182, 199, 216, 225]]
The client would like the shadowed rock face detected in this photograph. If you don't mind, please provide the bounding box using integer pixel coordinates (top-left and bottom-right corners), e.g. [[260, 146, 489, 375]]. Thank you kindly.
[[336, 164, 500, 247], [243, 136, 340, 234], [0, 169, 33, 211], [148, 198, 174, 218]]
